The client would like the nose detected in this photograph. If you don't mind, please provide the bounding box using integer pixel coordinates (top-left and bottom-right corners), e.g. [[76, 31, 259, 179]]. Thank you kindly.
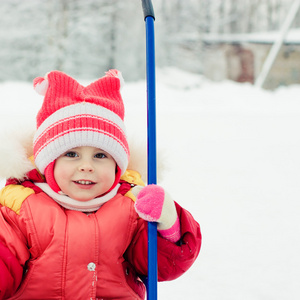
[[78, 160, 94, 172]]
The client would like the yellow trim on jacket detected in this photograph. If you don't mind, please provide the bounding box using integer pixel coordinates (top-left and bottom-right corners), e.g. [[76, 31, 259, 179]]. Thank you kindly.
[[120, 170, 145, 202], [0, 185, 35, 215]]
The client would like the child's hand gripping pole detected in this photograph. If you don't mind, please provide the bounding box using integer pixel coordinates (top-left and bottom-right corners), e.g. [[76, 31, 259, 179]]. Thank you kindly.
[[132, 185, 181, 243]]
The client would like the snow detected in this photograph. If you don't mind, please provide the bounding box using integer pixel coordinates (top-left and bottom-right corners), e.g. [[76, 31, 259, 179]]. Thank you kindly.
[[1, 68, 300, 299]]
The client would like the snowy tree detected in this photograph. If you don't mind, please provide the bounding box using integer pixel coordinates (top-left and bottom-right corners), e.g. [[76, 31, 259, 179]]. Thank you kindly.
[[0, 0, 298, 81]]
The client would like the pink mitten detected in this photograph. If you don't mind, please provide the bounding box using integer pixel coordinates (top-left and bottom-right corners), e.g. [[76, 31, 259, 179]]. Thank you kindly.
[[132, 185, 181, 243]]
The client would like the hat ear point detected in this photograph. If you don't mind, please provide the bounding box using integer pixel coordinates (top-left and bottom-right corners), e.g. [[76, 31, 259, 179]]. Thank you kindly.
[[33, 76, 49, 96], [106, 69, 125, 90]]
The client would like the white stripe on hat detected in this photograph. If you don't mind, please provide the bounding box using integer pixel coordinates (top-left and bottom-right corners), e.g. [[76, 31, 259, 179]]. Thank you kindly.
[[34, 102, 126, 141], [35, 130, 129, 174]]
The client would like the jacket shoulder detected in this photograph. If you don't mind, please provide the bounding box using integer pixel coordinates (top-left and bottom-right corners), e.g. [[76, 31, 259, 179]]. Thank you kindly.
[[0, 184, 35, 215]]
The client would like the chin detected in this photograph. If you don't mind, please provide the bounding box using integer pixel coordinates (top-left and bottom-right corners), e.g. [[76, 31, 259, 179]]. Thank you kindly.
[[78, 198, 95, 202], [71, 194, 97, 202]]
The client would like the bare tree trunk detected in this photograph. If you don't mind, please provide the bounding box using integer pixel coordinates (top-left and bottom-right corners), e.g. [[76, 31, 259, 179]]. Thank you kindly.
[[229, 0, 238, 33]]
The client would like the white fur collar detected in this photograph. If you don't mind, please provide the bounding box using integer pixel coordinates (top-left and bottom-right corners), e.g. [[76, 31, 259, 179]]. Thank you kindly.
[[0, 125, 35, 180]]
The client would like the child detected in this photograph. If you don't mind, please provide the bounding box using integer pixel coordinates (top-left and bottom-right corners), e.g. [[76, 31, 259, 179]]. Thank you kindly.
[[0, 70, 201, 299]]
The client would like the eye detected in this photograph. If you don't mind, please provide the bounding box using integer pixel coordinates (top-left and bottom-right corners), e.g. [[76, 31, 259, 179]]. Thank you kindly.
[[95, 152, 107, 159], [65, 151, 78, 158]]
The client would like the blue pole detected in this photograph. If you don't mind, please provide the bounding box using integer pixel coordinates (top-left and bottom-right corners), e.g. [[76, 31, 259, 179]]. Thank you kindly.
[[146, 16, 157, 300], [141, 1, 157, 299]]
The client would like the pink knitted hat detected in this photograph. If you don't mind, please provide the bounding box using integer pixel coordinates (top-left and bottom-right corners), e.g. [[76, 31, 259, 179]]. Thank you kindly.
[[33, 70, 129, 192]]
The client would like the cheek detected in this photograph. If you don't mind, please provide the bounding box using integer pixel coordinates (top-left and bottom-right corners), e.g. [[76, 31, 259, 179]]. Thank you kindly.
[[54, 165, 61, 182], [54, 163, 70, 186], [106, 167, 117, 184], [102, 163, 117, 185]]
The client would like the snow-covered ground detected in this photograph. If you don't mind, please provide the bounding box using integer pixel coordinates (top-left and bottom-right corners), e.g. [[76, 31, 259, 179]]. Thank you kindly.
[[1, 68, 300, 299]]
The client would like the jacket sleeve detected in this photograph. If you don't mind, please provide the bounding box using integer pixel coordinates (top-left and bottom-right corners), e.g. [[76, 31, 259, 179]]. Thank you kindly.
[[0, 204, 31, 299], [126, 202, 202, 281], [0, 241, 23, 300]]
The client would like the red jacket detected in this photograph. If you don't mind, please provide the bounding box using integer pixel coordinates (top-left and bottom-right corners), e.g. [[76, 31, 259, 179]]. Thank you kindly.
[[0, 180, 201, 299]]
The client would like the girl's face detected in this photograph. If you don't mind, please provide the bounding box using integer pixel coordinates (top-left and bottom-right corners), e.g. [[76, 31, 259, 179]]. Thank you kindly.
[[54, 146, 116, 201]]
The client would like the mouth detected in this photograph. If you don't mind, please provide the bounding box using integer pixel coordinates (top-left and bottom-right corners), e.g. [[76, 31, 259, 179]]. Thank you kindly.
[[73, 180, 96, 185]]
